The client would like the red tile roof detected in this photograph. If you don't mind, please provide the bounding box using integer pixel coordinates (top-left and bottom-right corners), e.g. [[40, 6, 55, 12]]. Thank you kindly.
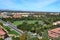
[[13, 14, 21, 18], [0, 28, 5, 36], [48, 28, 60, 38]]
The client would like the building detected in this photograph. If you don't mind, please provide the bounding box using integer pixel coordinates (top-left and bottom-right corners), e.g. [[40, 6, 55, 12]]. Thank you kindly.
[[4, 37, 12, 40], [53, 21, 60, 27], [53, 21, 60, 25], [48, 28, 60, 38], [0, 25, 12, 40], [0, 28, 6, 38], [0, 10, 60, 18], [0, 25, 6, 39], [4, 34, 12, 40], [0, 12, 11, 18], [12, 13, 22, 18]]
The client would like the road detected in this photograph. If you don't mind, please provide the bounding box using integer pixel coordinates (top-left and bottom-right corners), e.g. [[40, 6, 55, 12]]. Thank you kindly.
[[0, 19, 23, 35]]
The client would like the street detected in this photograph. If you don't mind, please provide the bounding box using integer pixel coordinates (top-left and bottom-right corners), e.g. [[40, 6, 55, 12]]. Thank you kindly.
[[0, 19, 23, 35]]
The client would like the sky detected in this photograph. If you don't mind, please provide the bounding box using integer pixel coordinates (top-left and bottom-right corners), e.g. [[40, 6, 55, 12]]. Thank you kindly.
[[0, 0, 60, 12]]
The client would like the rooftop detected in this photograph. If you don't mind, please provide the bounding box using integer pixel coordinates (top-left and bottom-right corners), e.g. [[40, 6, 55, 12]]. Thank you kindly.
[[0, 28, 6, 36], [53, 21, 60, 25], [48, 27, 60, 38], [0, 25, 6, 36]]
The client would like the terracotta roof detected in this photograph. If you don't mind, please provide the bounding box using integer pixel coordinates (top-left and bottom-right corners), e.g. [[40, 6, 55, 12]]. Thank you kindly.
[[0, 28, 6, 36], [48, 28, 60, 38], [13, 14, 21, 18]]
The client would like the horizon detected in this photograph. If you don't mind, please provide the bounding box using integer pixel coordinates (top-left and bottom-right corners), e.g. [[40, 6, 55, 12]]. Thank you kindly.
[[0, 9, 60, 12], [0, 0, 60, 12]]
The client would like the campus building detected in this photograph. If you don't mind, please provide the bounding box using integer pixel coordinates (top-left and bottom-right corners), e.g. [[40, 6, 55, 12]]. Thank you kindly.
[[0, 25, 12, 40], [48, 21, 60, 38], [0, 28, 6, 38], [0, 10, 60, 18], [48, 28, 60, 38]]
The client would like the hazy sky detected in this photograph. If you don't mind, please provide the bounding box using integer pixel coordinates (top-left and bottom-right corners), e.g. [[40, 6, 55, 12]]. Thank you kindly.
[[0, 0, 60, 12]]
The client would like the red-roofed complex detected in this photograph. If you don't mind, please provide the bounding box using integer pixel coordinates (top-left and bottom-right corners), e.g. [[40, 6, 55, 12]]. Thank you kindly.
[[0, 28, 5, 36], [13, 14, 22, 18], [48, 28, 60, 38], [0, 25, 6, 39]]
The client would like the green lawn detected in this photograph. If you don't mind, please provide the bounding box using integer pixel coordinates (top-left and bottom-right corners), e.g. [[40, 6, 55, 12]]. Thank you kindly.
[[27, 20, 37, 24], [3, 26, 19, 35], [13, 20, 38, 26], [8, 30, 19, 35], [3, 26, 10, 30], [13, 21, 24, 26]]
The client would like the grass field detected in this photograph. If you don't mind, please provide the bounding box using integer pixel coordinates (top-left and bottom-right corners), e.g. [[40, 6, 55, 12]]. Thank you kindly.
[[9, 30, 19, 35], [13, 21, 24, 26], [13, 20, 38, 26], [3, 26, 19, 35]]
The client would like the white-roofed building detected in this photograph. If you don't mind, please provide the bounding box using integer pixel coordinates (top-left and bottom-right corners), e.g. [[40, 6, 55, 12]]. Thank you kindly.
[[4, 37, 12, 40]]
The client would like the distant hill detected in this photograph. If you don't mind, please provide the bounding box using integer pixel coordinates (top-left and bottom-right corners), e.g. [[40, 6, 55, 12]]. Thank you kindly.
[[0, 9, 60, 13]]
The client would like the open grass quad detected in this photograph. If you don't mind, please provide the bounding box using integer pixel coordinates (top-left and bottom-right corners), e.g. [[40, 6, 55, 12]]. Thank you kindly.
[[13, 20, 37, 26], [13, 20, 43, 26]]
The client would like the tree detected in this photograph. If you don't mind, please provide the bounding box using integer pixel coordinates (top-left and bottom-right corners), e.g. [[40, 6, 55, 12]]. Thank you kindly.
[[0, 22, 3, 26], [20, 33, 25, 40], [0, 38, 3, 40], [12, 36, 20, 40], [31, 37, 39, 40], [42, 30, 49, 40], [53, 37, 60, 40]]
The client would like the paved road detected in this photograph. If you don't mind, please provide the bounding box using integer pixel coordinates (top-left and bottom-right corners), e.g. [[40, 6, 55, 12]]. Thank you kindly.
[[0, 19, 23, 35]]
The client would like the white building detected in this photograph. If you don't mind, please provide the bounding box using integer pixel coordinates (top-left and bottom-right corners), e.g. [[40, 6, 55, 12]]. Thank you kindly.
[[4, 37, 12, 40]]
